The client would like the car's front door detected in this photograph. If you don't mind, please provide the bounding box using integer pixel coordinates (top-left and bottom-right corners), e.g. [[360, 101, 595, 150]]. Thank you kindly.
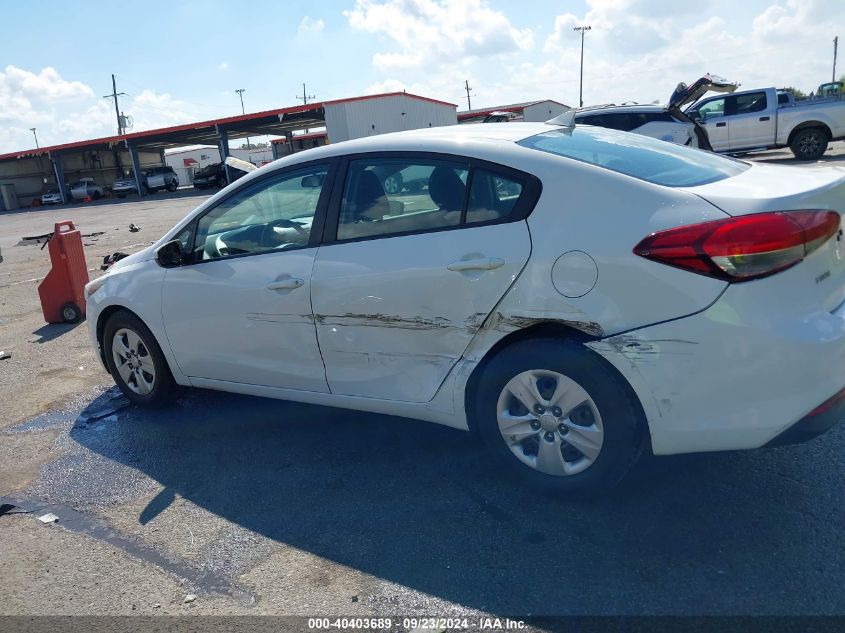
[[694, 96, 731, 151], [311, 154, 536, 403], [162, 162, 334, 391]]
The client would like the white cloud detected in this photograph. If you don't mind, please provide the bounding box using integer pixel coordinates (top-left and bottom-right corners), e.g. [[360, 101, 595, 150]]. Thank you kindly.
[[1, 65, 94, 103], [345, 0, 533, 70], [0, 65, 221, 152], [218, 62, 229, 71], [298, 16, 325, 35]]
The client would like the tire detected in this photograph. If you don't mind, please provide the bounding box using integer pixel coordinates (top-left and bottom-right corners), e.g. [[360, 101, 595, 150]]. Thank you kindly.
[[472, 338, 646, 495], [60, 302, 82, 324], [217, 175, 227, 188], [383, 173, 403, 195], [790, 127, 828, 160], [166, 180, 178, 192], [103, 310, 182, 407]]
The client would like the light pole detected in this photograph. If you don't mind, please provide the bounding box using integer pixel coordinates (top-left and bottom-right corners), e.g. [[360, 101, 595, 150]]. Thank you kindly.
[[30, 127, 39, 149], [235, 88, 250, 149], [574, 25, 591, 108]]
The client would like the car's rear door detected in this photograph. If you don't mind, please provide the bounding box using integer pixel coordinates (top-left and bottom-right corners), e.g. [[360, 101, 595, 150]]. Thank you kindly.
[[310, 153, 538, 403]]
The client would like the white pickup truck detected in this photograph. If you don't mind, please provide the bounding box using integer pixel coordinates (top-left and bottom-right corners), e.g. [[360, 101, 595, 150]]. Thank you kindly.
[[686, 86, 845, 160]]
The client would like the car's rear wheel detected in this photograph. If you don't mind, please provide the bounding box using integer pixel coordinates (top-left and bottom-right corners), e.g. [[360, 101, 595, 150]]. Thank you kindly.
[[472, 339, 645, 495], [167, 180, 178, 192], [790, 127, 828, 160], [103, 311, 182, 407]]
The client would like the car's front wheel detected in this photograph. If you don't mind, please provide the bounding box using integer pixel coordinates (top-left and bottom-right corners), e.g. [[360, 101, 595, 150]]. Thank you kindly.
[[472, 339, 645, 495], [103, 311, 182, 407]]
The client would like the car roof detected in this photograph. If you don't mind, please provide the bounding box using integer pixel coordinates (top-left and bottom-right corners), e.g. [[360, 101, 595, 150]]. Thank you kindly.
[[264, 122, 555, 168]]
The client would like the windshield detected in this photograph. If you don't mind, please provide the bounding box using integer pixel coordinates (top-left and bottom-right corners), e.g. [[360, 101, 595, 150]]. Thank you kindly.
[[518, 126, 749, 187]]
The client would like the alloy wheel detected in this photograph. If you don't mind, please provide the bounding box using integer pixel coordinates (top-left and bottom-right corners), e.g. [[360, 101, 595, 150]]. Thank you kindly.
[[111, 328, 156, 396]]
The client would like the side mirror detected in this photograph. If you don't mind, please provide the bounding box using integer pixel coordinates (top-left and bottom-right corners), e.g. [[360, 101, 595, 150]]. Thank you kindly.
[[156, 240, 184, 268]]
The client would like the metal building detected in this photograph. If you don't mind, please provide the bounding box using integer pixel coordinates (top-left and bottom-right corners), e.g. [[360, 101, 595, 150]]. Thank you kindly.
[[458, 99, 570, 124], [0, 91, 457, 211]]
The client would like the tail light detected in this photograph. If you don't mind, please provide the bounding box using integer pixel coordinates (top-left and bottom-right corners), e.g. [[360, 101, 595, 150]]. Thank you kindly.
[[633, 210, 841, 282]]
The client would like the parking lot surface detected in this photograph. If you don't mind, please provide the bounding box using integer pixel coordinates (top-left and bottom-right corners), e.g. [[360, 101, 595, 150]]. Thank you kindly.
[[1, 146, 844, 619]]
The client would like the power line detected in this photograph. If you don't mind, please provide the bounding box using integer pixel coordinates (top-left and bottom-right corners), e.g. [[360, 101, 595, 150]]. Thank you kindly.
[[574, 25, 592, 108], [235, 88, 251, 148], [102, 74, 127, 135], [297, 83, 316, 105]]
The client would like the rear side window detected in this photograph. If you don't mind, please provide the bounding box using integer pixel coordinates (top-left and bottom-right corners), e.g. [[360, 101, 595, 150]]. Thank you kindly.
[[518, 127, 749, 187], [735, 92, 767, 114], [466, 170, 523, 224], [334, 157, 539, 241]]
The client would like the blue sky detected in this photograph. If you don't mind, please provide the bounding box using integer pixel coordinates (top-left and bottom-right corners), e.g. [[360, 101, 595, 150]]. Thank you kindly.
[[1, 0, 841, 152]]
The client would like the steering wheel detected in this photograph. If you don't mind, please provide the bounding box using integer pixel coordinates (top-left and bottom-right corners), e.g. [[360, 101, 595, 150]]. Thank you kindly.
[[213, 234, 229, 258], [262, 218, 309, 247]]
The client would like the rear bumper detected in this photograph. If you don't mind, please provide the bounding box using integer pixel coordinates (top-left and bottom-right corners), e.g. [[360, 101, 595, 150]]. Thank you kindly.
[[588, 289, 845, 455], [765, 386, 845, 447]]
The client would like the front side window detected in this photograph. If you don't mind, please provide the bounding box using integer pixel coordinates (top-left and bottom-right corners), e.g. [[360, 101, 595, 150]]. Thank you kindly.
[[337, 159, 469, 240], [193, 165, 328, 260], [697, 98, 726, 120]]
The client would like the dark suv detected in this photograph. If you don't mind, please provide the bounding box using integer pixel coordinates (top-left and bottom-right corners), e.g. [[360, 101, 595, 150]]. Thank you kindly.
[[192, 162, 247, 190]]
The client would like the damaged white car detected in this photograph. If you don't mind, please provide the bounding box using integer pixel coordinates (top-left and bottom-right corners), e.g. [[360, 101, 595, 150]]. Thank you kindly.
[[86, 121, 845, 494]]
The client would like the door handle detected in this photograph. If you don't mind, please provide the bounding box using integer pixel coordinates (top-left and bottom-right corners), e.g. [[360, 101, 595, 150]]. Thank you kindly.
[[759, 116, 770, 121], [447, 257, 505, 272], [266, 278, 304, 290], [716, 122, 727, 127]]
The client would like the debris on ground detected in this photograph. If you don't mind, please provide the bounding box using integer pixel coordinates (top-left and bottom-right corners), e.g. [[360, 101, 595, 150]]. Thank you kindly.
[[152, 603, 161, 609], [0, 351, 10, 360], [183, 594, 197, 604], [129, 223, 140, 232], [101, 252, 130, 270], [37, 512, 59, 524]]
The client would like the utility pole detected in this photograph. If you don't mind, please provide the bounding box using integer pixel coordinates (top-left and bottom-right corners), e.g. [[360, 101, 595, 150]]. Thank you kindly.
[[574, 25, 592, 108], [30, 128, 39, 149], [103, 74, 127, 135], [297, 83, 315, 106], [834, 36, 839, 83], [464, 79, 473, 111], [235, 88, 250, 149]]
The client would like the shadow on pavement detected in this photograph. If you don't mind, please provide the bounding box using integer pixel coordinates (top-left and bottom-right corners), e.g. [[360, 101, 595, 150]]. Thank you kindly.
[[31, 322, 80, 343], [64, 388, 845, 615]]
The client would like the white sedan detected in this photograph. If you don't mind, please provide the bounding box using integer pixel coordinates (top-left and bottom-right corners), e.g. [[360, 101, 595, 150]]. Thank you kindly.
[[85, 122, 845, 494]]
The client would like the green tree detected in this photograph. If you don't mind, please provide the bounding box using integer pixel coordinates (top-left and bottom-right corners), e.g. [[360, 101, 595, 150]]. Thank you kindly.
[[781, 86, 806, 99]]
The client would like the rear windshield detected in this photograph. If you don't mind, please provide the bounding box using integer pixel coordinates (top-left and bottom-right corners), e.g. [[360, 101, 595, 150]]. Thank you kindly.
[[518, 126, 749, 187]]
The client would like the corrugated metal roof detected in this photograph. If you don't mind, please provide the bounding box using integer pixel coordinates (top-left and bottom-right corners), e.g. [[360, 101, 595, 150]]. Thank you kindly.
[[0, 92, 457, 162], [457, 99, 569, 121]]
